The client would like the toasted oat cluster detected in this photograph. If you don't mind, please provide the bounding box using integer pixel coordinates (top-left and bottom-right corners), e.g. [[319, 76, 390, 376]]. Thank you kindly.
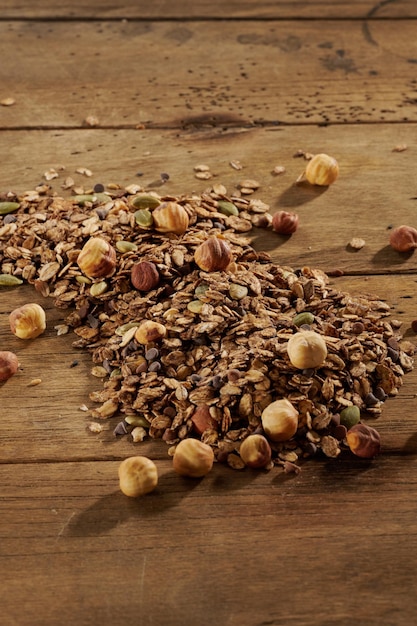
[[0, 183, 414, 470]]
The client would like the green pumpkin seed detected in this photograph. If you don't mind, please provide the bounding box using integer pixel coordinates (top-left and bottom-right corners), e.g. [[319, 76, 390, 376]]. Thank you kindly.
[[116, 240, 138, 253], [131, 194, 161, 210], [293, 312, 315, 327], [134, 209, 154, 228], [0, 201, 20, 215], [73, 193, 110, 205], [217, 200, 239, 217], [125, 414, 151, 428], [195, 283, 210, 300], [187, 300, 204, 314], [229, 283, 248, 300], [75, 275, 92, 285], [340, 405, 360, 429], [0, 273, 23, 286], [90, 280, 108, 297], [115, 322, 140, 336]]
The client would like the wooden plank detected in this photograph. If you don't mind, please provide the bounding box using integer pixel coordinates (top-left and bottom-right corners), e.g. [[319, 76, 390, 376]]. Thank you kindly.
[[0, 0, 415, 19], [1, 457, 417, 625], [1, 125, 417, 274], [1, 19, 417, 127]]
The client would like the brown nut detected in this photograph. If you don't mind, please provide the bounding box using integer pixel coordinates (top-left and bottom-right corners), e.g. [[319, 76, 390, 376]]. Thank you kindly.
[[118, 456, 158, 497], [272, 210, 299, 235], [191, 405, 218, 435], [389, 225, 417, 252], [172, 438, 214, 477], [131, 261, 160, 291], [9, 303, 46, 339], [76, 236, 117, 278], [0, 350, 19, 381], [239, 434, 272, 468], [194, 236, 233, 272], [152, 201, 189, 235], [286, 330, 327, 369], [304, 153, 339, 186], [346, 423, 381, 458], [134, 320, 167, 344], [261, 398, 299, 442]]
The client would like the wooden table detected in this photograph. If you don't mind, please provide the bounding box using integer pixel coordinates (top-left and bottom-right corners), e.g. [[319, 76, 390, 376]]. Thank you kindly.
[[1, 2, 417, 625]]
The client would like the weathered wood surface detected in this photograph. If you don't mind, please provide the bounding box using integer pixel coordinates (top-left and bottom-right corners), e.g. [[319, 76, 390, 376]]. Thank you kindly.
[[1, 2, 417, 626], [1, 19, 417, 128], [2, 457, 417, 626], [0, 0, 415, 19]]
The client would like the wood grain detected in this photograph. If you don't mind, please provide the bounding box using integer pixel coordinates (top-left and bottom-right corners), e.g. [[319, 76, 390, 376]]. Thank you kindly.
[[1, 19, 417, 128], [0, 0, 415, 19], [1, 3, 417, 626], [1, 457, 417, 626]]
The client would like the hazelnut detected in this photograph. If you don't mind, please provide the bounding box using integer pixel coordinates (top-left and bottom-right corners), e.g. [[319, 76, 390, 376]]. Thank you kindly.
[[134, 320, 167, 345], [261, 398, 299, 442], [272, 210, 299, 235], [77, 236, 117, 278], [346, 423, 381, 458], [389, 225, 417, 252], [239, 434, 272, 468], [9, 303, 46, 339], [118, 456, 158, 497], [304, 153, 339, 186], [191, 405, 218, 435], [131, 260, 160, 291], [0, 350, 19, 381], [286, 330, 327, 369], [152, 201, 189, 235], [194, 235, 233, 272], [172, 438, 214, 477]]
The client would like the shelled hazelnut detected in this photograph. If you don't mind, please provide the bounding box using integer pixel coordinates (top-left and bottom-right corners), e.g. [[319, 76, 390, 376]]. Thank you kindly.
[[172, 438, 214, 477], [152, 201, 189, 235], [134, 320, 167, 344], [261, 398, 299, 442], [9, 303, 46, 339], [76, 236, 117, 278], [131, 260, 160, 291], [194, 236, 233, 272], [286, 330, 327, 369], [346, 423, 381, 458], [0, 350, 19, 381], [118, 456, 158, 497], [389, 225, 417, 252], [239, 434, 272, 469], [303, 153, 339, 186], [271, 210, 299, 235]]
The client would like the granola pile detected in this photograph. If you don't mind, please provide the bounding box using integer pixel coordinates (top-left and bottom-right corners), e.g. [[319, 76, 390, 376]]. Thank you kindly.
[[0, 183, 414, 470]]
